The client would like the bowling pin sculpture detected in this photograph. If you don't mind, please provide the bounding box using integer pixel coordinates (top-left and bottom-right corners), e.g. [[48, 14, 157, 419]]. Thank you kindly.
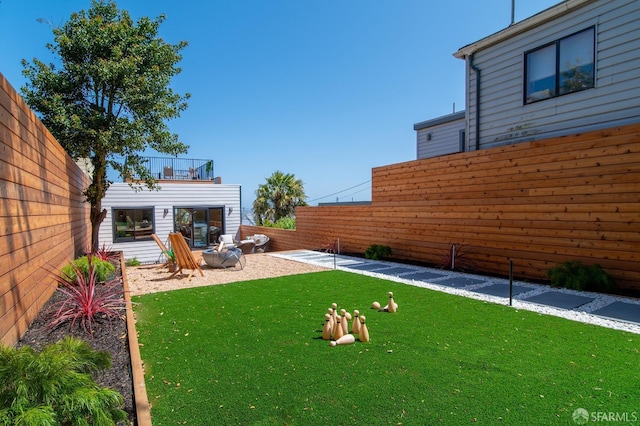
[[359, 315, 370, 342], [322, 313, 332, 340], [352, 309, 361, 335], [340, 309, 349, 336], [330, 334, 355, 346], [331, 303, 338, 333], [326, 308, 335, 333], [383, 291, 398, 313], [334, 316, 344, 340]]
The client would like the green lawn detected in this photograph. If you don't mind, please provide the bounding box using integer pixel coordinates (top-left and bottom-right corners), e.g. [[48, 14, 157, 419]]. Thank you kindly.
[[132, 270, 639, 425]]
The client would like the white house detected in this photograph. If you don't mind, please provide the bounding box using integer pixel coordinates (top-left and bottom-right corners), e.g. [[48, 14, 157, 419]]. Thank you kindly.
[[416, 0, 640, 157], [99, 181, 242, 264], [414, 111, 465, 159]]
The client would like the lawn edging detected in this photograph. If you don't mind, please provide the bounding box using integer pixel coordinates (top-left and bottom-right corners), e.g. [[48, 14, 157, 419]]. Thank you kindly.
[[120, 254, 152, 426]]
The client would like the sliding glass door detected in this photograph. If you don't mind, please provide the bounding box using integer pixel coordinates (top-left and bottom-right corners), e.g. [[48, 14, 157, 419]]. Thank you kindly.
[[174, 206, 224, 248]]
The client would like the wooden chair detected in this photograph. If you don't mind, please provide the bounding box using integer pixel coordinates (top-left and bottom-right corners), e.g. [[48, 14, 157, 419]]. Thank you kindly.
[[168, 232, 204, 280], [151, 234, 171, 269]]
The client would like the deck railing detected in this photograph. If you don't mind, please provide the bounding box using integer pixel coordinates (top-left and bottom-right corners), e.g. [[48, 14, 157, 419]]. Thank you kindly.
[[130, 157, 215, 181]]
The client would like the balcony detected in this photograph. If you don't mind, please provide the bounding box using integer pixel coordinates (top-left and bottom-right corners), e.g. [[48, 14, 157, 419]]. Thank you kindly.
[[130, 157, 215, 181]]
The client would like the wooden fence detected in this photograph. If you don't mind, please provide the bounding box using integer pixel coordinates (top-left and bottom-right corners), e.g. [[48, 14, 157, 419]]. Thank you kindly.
[[242, 123, 640, 291], [2, 64, 638, 347], [0, 73, 91, 346]]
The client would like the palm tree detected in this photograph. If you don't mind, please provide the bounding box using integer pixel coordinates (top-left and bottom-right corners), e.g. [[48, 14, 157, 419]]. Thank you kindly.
[[253, 171, 307, 225]]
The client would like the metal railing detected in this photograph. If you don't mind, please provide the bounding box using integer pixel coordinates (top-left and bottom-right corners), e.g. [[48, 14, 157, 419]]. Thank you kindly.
[[131, 157, 215, 181]]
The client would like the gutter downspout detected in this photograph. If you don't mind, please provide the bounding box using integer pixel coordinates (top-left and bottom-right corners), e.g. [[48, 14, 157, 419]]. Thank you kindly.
[[470, 53, 481, 151]]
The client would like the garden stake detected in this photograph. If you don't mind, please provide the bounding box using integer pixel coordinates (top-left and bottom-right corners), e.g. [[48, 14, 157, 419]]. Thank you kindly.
[[509, 258, 514, 306], [451, 243, 456, 270]]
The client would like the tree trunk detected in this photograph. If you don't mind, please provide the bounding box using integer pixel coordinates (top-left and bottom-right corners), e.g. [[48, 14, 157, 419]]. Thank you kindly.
[[90, 203, 107, 253], [88, 154, 109, 252]]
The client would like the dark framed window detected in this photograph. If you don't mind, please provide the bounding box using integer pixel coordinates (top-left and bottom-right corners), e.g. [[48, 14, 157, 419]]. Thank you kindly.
[[113, 207, 155, 242], [174, 206, 224, 248], [525, 27, 595, 104]]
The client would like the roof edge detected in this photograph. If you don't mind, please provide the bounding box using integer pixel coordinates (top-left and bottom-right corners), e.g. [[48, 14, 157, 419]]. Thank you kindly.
[[453, 0, 596, 59], [414, 111, 466, 131]]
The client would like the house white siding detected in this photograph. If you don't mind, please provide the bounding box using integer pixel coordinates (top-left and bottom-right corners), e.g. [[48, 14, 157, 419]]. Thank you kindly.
[[99, 182, 241, 263], [414, 111, 465, 159], [461, 0, 640, 150]]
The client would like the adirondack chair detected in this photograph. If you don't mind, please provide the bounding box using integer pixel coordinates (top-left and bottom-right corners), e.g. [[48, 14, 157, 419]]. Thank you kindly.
[[168, 232, 204, 280], [151, 234, 173, 270]]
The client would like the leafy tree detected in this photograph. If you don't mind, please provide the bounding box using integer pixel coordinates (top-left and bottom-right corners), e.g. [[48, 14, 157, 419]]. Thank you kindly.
[[21, 0, 189, 251], [253, 170, 307, 225]]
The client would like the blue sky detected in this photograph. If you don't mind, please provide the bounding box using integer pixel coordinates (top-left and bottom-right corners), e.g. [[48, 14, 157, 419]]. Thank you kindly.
[[1, 0, 559, 208]]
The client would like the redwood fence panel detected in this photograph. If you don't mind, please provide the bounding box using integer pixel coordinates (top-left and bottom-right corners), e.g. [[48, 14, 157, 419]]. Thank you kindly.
[[0, 73, 91, 347], [242, 124, 640, 291]]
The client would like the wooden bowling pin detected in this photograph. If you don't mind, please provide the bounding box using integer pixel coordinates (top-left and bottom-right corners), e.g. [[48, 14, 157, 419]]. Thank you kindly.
[[330, 334, 355, 346], [385, 291, 397, 313], [352, 309, 361, 335], [334, 316, 344, 340], [331, 303, 338, 333], [359, 315, 370, 342], [321, 313, 332, 340], [340, 309, 349, 336], [326, 308, 335, 333]]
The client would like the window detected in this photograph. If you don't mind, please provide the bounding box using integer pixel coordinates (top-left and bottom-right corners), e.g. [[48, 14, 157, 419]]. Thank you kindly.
[[174, 206, 224, 248], [113, 208, 154, 242], [525, 27, 594, 104]]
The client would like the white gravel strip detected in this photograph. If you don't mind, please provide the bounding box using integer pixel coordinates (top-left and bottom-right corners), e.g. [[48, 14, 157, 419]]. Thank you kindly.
[[273, 251, 640, 335]]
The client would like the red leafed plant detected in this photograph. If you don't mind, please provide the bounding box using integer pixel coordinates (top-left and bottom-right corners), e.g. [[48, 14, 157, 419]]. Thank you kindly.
[[91, 242, 120, 262], [321, 237, 340, 254], [49, 254, 126, 335], [438, 243, 475, 272]]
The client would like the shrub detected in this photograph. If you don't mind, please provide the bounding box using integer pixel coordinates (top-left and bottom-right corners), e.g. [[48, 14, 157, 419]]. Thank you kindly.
[[261, 217, 296, 229], [164, 249, 176, 262], [274, 216, 296, 229], [0, 337, 127, 425], [125, 257, 141, 266], [51, 256, 126, 334], [547, 260, 615, 293], [62, 255, 116, 283], [364, 244, 392, 260]]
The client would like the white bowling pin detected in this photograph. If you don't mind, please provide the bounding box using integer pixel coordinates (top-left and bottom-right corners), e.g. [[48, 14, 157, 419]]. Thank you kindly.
[[331, 303, 338, 334], [334, 316, 344, 340], [359, 315, 370, 342], [330, 334, 355, 346], [340, 309, 349, 335], [388, 292, 397, 313], [352, 310, 361, 335], [322, 313, 332, 340], [326, 308, 335, 333]]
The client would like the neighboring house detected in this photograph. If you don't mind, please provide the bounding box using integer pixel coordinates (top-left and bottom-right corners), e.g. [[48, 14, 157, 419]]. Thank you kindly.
[[99, 163, 242, 263], [416, 0, 640, 157], [414, 111, 465, 159]]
